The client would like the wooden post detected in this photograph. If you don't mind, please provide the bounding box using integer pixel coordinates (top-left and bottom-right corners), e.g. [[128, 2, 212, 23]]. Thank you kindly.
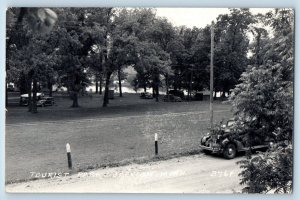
[[66, 143, 72, 169], [155, 133, 158, 155], [210, 21, 215, 131]]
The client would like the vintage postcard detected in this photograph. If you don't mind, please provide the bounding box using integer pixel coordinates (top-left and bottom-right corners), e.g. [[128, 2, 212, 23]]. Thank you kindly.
[[5, 8, 294, 193]]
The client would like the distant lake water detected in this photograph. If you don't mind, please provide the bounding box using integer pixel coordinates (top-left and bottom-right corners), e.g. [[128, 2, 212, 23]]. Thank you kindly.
[[85, 85, 223, 97]]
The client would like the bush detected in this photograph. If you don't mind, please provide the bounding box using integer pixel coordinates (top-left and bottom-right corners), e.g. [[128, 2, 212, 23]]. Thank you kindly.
[[238, 144, 292, 193]]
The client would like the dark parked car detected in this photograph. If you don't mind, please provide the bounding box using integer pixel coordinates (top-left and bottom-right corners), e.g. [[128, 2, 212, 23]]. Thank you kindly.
[[140, 92, 153, 99], [37, 97, 55, 107], [7, 84, 15, 92], [20, 93, 44, 106], [163, 94, 182, 102], [200, 119, 276, 159], [194, 92, 203, 101], [169, 90, 185, 99]]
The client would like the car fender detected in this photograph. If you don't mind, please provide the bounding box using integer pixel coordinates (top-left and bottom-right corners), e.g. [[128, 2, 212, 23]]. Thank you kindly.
[[221, 138, 241, 150], [234, 140, 244, 151], [201, 135, 210, 143]]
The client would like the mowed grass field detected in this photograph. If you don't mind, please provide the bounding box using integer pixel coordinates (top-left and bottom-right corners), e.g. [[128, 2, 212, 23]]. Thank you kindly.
[[5, 93, 232, 183]]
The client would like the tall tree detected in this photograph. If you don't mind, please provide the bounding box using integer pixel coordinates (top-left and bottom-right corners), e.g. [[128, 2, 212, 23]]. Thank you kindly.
[[147, 17, 174, 99], [135, 41, 172, 101], [229, 9, 294, 193], [111, 8, 173, 101], [80, 8, 112, 97], [214, 9, 255, 97], [51, 8, 91, 107], [7, 7, 60, 112]]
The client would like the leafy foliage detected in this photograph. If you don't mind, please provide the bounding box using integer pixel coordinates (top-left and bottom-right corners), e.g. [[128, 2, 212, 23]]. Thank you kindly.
[[238, 145, 293, 193], [214, 9, 255, 95], [229, 9, 294, 193]]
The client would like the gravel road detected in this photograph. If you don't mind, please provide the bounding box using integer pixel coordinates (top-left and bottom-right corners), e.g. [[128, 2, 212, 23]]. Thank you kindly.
[[6, 154, 243, 193]]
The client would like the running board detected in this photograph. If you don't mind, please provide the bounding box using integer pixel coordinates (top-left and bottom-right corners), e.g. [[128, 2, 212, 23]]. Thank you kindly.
[[240, 145, 269, 151]]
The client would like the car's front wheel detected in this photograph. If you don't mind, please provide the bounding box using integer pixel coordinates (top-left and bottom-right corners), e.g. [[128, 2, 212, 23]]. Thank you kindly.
[[223, 143, 237, 159]]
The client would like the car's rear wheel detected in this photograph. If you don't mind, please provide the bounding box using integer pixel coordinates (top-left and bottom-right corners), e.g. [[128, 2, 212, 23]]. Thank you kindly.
[[223, 143, 237, 159]]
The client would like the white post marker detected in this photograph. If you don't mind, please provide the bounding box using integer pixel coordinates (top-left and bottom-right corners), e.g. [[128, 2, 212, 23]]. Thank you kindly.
[[66, 143, 72, 169], [155, 133, 158, 155]]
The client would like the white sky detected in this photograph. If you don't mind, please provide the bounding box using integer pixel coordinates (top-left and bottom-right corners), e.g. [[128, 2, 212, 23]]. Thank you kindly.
[[155, 8, 273, 28]]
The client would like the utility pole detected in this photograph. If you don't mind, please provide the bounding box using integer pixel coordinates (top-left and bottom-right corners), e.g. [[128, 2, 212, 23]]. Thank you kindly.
[[210, 21, 214, 132]]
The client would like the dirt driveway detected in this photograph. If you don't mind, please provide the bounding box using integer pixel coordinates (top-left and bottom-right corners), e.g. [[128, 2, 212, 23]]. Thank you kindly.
[[6, 154, 243, 193]]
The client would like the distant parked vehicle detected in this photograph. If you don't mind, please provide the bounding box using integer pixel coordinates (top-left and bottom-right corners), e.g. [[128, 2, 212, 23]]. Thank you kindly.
[[7, 84, 15, 92], [169, 90, 185, 99], [163, 94, 182, 102], [193, 92, 204, 101], [140, 92, 153, 99], [37, 97, 55, 107], [19, 93, 44, 106]]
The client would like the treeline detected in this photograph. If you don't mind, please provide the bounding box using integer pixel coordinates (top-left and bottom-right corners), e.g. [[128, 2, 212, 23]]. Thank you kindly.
[[6, 8, 267, 111]]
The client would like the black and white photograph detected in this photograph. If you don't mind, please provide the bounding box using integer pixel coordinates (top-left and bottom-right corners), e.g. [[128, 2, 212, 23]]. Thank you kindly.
[[5, 7, 294, 193]]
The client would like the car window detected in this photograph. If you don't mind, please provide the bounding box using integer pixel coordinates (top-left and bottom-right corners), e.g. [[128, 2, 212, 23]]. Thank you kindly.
[[227, 121, 235, 127]]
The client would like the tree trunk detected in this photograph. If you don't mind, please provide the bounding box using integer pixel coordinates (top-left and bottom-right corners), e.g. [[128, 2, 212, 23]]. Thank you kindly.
[[144, 86, 147, 93], [71, 91, 79, 107], [95, 76, 99, 94], [49, 87, 53, 97], [99, 76, 103, 95], [189, 71, 193, 101], [214, 91, 217, 100], [48, 80, 53, 97], [32, 78, 38, 113], [152, 84, 155, 97], [103, 72, 112, 107], [155, 85, 159, 102], [165, 74, 169, 101], [37, 82, 41, 92], [28, 77, 32, 112], [153, 70, 160, 102], [118, 69, 122, 97], [155, 73, 159, 102], [221, 91, 226, 98], [19, 72, 28, 95]]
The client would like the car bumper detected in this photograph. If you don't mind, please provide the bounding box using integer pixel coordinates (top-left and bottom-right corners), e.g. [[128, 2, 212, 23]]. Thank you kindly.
[[200, 144, 222, 153]]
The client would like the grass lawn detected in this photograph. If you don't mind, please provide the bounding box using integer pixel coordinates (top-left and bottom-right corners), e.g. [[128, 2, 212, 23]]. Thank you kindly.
[[5, 93, 232, 183]]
